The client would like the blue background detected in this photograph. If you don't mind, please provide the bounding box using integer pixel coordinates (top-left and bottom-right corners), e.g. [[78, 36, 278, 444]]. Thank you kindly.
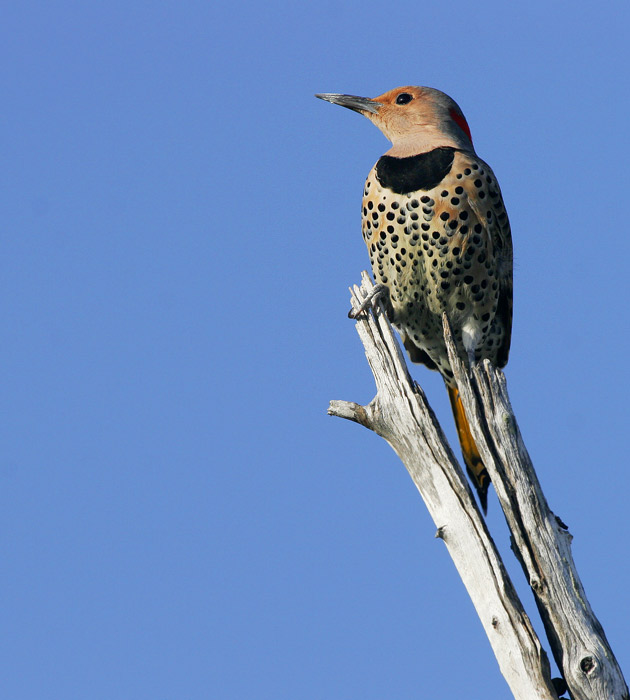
[[2, 1, 629, 698]]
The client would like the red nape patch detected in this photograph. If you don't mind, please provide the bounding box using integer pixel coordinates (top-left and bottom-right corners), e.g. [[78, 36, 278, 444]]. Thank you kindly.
[[449, 108, 473, 143]]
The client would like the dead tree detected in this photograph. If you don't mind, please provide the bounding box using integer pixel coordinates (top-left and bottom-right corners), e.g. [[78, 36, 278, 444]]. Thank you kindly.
[[328, 271, 628, 700]]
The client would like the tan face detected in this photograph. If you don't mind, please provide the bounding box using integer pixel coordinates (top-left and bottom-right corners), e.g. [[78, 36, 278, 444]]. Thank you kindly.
[[366, 86, 448, 142]]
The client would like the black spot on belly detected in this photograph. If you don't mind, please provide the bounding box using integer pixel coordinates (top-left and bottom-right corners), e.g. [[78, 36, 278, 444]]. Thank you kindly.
[[375, 147, 457, 194]]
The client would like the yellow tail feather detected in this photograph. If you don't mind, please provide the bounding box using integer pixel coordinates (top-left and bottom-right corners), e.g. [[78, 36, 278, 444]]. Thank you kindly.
[[447, 385, 490, 513]]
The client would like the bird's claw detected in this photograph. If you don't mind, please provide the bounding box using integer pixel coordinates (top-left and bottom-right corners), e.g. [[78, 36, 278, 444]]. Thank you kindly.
[[348, 284, 388, 319]]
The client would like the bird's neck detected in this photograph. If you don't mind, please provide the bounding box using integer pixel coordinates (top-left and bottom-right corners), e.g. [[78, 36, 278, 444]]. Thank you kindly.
[[385, 130, 472, 158]]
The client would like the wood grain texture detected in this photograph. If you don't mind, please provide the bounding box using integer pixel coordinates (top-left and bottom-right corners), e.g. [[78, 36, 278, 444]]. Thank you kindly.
[[443, 316, 628, 700], [328, 271, 558, 700]]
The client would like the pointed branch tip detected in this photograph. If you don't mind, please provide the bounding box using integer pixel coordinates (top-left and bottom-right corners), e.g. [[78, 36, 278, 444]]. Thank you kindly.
[[328, 400, 369, 426]]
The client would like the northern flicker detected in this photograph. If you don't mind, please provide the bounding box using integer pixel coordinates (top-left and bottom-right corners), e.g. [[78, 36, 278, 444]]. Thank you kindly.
[[316, 86, 513, 512]]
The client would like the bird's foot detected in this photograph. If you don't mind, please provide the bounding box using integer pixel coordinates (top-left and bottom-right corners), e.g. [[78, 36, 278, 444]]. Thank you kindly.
[[348, 284, 388, 319]]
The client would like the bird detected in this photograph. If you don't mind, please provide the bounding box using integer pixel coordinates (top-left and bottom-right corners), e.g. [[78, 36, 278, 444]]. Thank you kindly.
[[316, 86, 513, 512]]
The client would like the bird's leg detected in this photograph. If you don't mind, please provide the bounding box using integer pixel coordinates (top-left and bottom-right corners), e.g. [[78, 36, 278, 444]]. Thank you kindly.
[[461, 322, 481, 372], [348, 283, 389, 319]]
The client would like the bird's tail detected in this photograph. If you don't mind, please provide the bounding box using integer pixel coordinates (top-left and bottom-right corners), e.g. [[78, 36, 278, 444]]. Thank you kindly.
[[447, 385, 490, 513]]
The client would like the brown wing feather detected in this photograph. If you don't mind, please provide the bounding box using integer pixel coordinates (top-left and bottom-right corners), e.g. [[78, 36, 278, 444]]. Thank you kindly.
[[461, 153, 513, 368]]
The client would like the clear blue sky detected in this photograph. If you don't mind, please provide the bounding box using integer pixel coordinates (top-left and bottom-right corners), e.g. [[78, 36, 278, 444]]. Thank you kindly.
[[2, 1, 629, 698]]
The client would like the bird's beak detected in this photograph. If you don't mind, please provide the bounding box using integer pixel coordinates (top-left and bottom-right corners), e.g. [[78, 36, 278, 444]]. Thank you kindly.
[[315, 93, 381, 115]]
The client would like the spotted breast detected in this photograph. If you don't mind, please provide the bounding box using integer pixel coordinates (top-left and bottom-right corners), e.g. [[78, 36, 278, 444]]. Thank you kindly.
[[362, 146, 512, 382]]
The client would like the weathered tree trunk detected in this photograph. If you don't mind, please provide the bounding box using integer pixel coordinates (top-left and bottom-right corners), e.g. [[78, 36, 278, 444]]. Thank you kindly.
[[328, 271, 628, 700]]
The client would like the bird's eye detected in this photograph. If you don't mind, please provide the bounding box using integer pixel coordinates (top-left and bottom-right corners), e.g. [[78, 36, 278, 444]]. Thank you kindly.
[[396, 93, 413, 105]]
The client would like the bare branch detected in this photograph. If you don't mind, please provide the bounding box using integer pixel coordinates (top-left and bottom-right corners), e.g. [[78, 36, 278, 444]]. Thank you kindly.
[[443, 315, 629, 700], [329, 272, 558, 700]]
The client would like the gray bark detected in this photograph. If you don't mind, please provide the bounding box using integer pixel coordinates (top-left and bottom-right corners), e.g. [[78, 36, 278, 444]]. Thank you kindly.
[[328, 271, 628, 700], [442, 316, 628, 700]]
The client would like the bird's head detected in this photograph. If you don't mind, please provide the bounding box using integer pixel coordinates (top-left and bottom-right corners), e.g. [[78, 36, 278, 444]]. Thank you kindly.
[[316, 86, 474, 157]]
